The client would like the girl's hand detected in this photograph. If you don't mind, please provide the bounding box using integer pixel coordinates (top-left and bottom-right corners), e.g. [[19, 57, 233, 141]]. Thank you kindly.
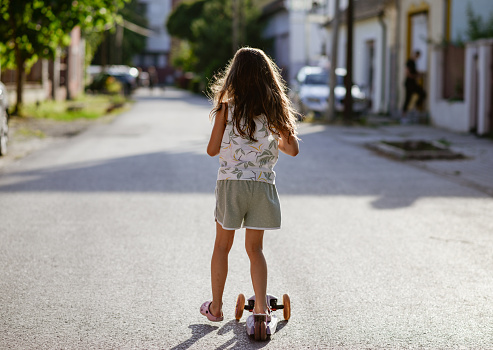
[[278, 130, 299, 157], [207, 103, 227, 157]]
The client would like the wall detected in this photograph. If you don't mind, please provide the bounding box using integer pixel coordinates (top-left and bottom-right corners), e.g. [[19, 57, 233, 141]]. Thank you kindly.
[[284, 1, 331, 83], [429, 99, 468, 132], [429, 42, 468, 132], [465, 39, 493, 135], [306, 21, 327, 66], [423, 0, 493, 134], [289, 10, 309, 84], [329, 13, 393, 113], [5, 85, 52, 107], [352, 18, 384, 112], [263, 10, 290, 77]]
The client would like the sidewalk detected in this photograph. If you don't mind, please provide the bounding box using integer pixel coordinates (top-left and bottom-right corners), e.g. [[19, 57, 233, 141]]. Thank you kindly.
[[333, 119, 493, 197], [0, 113, 115, 171]]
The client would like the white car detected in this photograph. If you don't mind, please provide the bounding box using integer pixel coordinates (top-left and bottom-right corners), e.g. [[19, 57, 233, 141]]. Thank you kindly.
[[0, 82, 9, 156], [293, 66, 368, 116]]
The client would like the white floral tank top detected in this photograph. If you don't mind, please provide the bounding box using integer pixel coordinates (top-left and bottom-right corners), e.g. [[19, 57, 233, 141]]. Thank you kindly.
[[217, 106, 279, 184]]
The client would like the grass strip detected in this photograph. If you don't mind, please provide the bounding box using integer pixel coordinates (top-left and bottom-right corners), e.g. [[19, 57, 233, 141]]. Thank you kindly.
[[23, 94, 128, 121]]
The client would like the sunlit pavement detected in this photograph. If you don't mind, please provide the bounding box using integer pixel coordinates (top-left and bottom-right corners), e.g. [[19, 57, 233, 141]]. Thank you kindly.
[[0, 87, 491, 349]]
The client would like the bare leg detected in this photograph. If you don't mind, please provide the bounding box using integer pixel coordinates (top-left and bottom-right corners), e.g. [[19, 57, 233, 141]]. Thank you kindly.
[[210, 221, 235, 317], [245, 229, 268, 314]]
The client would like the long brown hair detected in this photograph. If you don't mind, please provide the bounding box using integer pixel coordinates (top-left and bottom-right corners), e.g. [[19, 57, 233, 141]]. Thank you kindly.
[[209, 47, 298, 142]]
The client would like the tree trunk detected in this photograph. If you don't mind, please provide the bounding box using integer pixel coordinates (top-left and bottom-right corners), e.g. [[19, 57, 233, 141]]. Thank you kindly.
[[327, 0, 340, 121], [66, 47, 71, 101], [344, 0, 354, 122], [8, 6, 25, 116], [232, 0, 239, 54], [52, 50, 61, 100], [14, 49, 25, 116]]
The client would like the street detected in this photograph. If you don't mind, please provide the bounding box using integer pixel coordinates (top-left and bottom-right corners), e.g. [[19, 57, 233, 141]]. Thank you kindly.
[[0, 88, 492, 349]]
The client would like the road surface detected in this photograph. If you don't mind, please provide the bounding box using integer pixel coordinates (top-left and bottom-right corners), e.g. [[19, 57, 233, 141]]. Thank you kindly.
[[0, 88, 491, 349]]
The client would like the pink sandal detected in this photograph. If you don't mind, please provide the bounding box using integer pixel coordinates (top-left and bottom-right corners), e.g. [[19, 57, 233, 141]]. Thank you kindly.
[[200, 301, 224, 322]]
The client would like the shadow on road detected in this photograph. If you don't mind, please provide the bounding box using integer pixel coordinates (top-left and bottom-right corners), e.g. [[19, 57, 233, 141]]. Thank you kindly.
[[0, 126, 485, 209], [215, 320, 270, 349], [168, 320, 275, 349], [169, 324, 218, 350]]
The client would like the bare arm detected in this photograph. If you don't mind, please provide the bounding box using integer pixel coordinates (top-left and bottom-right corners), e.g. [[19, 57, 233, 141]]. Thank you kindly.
[[278, 130, 299, 157], [206, 104, 227, 157]]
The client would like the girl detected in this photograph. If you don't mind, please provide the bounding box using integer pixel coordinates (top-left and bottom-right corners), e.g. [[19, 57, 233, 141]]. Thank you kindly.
[[201, 48, 299, 329]]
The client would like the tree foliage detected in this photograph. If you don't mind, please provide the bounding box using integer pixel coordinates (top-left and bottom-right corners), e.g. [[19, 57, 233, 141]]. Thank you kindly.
[[167, 0, 205, 41], [466, 4, 493, 40], [118, 0, 148, 65], [166, 0, 270, 87], [0, 0, 128, 70], [91, 0, 148, 66], [0, 0, 129, 113]]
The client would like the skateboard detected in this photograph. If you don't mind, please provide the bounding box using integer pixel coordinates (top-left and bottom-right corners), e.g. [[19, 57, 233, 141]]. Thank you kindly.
[[235, 293, 291, 341]]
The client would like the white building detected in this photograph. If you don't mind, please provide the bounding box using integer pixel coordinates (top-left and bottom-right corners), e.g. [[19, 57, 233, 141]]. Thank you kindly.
[[324, 0, 396, 114], [262, 0, 396, 114], [407, 0, 493, 135], [262, 0, 329, 85], [133, 0, 174, 83], [262, 0, 493, 135]]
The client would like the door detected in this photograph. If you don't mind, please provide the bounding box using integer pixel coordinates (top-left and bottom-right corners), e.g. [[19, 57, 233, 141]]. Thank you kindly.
[[409, 11, 429, 94]]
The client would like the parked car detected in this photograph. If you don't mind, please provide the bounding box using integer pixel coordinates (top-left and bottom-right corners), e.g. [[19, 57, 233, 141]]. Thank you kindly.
[[0, 82, 9, 156], [86, 65, 138, 96], [292, 66, 369, 116]]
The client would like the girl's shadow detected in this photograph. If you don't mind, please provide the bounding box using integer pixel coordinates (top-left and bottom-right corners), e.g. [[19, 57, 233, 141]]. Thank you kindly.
[[170, 319, 288, 349], [170, 324, 218, 350], [216, 319, 289, 349]]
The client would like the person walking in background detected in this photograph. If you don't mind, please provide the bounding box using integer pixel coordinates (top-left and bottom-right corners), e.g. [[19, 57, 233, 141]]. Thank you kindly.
[[201, 48, 299, 325], [402, 50, 426, 121], [148, 66, 158, 90]]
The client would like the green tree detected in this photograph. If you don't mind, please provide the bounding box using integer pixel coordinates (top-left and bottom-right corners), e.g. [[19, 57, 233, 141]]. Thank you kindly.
[[466, 4, 493, 40], [166, 0, 270, 90], [91, 0, 148, 66], [0, 0, 128, 115], [166, 0, 205, 41]]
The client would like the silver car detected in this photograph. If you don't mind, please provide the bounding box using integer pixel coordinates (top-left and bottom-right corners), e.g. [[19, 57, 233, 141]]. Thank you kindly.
[[293, 66, 368, 116], [0, 82, 8, 156]]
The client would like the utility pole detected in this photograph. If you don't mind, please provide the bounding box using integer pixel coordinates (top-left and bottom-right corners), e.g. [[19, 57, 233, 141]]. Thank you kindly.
[[327, 0, 340, 121], [116, 23, 124, 64], [344, 0, 354, 122], [232, 0, 239, 54]]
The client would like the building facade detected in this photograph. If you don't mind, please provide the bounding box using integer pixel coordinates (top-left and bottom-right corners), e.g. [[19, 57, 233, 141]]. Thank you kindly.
[[401, 0, 493, 134], [262, 0, 397, 114], [324, 0, 397, 114], [133, 0, 175, 84], [261, 0, 493, 135]]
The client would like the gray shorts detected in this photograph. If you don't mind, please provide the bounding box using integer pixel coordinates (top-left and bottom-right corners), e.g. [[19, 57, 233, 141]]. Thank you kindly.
[[215, 180, 281, 231]]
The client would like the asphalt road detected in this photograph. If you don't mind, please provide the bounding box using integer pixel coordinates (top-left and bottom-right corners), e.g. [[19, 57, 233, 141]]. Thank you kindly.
[[0, 88, 492, 349]]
